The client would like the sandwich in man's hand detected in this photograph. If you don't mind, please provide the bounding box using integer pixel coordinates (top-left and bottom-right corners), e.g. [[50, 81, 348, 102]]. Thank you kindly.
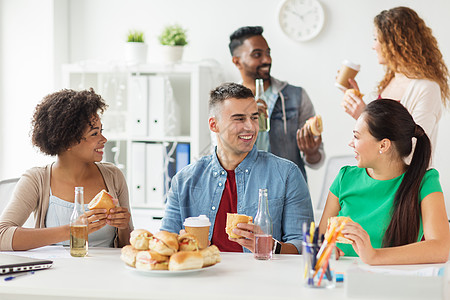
[[325, 216, 353, 244], [149, 231, 179, 256], [199, 245, 221, 267], [120, 245, 140, 267], [130, 229, 153, 250], [88, 189, 116, 212], [178, 233, 199, 251], [135, 250, 169, 270], [225, 213, 253, 239], [305, 115, 323, 136], [169, 251, 203, 271]]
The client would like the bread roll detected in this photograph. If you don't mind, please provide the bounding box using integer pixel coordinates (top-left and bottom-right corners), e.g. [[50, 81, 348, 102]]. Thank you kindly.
[[325, 216, 353, 244], [88, 189, 116, 212], [130, 229, 153, 250], [199, 245, 221, 267], [135, 250, 169, 270], [225, 213, 253, 239], [120, 245, 139, 267], [169, 251, 203, 271], [149, 231, 179, 256], [306, 115, 323, 136], [345, 88, 364, 98], [178, 233, 199, 251]]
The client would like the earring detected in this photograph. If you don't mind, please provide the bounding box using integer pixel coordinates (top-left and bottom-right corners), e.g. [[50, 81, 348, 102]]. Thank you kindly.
[[379, 150, 382, 154]]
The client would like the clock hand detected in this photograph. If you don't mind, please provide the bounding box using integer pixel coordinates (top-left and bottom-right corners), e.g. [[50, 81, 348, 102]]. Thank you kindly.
[[288, 10, 304, 21]]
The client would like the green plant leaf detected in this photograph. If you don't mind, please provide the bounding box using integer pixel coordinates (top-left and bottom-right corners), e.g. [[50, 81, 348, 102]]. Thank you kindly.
[[158, 24, 188, 46], [127, 30, 145, 43]]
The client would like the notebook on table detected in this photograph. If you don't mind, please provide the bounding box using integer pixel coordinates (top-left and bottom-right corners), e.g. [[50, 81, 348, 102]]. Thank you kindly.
[[0, 253, 53, 274]]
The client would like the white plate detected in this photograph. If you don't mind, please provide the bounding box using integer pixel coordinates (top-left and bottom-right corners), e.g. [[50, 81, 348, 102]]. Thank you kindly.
[[125, 264, 216, 276]]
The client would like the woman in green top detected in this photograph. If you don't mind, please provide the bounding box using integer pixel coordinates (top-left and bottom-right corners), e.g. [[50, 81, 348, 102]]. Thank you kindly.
[[319, 99, 450, 265]]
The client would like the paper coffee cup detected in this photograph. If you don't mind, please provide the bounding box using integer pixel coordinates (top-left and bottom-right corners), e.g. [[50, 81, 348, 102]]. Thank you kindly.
[[183, 215, 211, 250], [335, 60, 360, 90]]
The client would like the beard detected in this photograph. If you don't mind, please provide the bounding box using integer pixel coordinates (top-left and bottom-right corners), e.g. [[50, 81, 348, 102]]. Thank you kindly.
[[243, 64, 271, 81]]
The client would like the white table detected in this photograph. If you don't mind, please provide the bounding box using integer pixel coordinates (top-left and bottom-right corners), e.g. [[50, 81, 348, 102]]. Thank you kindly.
[[0, 248, 447, 300]]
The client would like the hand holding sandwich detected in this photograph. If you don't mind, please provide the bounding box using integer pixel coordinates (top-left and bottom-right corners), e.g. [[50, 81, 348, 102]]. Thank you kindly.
[[341, 221, 377, 264], [297, 117, 322, 165], [341, 78, 366, 120], [228, 222, 261, 253]]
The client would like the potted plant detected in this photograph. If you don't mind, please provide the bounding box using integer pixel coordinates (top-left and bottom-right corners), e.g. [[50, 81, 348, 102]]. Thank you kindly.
[[158, 24, 188, 63], [125, 30, 148, 64]]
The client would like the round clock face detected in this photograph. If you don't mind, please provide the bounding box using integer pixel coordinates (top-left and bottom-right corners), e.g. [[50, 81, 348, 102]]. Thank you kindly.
[[278, 0, 325, 42]]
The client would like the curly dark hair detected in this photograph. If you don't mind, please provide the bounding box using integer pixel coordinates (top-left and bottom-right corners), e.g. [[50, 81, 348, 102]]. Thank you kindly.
[[31, 88, 107, 156], [229, 26, 264, 56]]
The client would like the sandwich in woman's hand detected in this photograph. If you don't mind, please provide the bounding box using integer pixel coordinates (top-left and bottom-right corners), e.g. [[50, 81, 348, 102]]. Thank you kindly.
[[149, 231, 179, 256], [225, 213, 253, 239], [345, 88, 364, 98], [130, 229, 153, 250], [88, 189, 116, 212], [325, 216, 353, 244], [178, 233, 199, 251], [305, 115, 323, 136], [135, 250, 169, 270], [199, 245, 221, 267], [168, 251, 203, 271], [120, 245, 139, 267]]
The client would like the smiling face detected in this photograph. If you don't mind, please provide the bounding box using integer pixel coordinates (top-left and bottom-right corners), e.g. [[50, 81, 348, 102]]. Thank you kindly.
[[210, 97, 259, 162], [69, 115, 107, 162], [372, 29, 386, 65], [348, 115, 381, 168], [233, 35, 272, 81]]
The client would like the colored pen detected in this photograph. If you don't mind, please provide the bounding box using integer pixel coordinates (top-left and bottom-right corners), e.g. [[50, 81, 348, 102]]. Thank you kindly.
[[4, 271, 35, 281]]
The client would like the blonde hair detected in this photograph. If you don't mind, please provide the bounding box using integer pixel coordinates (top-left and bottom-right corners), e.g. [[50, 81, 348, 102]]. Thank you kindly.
[[374, 7, 449, 106]]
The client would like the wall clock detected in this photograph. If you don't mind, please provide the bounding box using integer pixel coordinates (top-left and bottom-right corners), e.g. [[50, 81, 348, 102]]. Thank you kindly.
[[278, 0, 325, 42]]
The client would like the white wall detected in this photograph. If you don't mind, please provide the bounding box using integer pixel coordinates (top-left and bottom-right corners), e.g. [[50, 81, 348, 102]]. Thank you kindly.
[[1, 0, 450, 217], [0, 0, 68, 179]]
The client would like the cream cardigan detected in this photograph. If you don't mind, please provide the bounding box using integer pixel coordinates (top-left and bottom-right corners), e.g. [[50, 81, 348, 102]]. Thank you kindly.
[[0, 162, 133, 250]]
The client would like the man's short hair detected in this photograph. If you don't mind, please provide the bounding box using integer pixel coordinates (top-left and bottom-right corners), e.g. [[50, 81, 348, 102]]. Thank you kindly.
[[209, 82, 254, 117], [229, 26, 263, 56]]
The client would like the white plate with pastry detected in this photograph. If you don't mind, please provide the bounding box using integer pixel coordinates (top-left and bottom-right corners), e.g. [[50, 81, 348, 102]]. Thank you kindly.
[[125, 264, 216, 276]]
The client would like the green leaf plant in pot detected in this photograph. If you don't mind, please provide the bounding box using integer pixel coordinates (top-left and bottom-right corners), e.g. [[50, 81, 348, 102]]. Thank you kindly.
[[125, 30, 148, 65], [158, 24, 188, 63]]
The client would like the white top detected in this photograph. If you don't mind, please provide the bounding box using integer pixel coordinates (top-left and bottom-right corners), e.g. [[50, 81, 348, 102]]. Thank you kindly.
[[400, 79, 442, 165]]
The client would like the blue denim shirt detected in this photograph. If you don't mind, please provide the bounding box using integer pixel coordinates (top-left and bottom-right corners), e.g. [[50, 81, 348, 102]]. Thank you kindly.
[[161, 146, 314, 253]]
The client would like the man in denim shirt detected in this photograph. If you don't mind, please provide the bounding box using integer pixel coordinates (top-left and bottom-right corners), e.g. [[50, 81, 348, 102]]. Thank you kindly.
[[229, 26, 325, 181], [161, 83, 314, 254]]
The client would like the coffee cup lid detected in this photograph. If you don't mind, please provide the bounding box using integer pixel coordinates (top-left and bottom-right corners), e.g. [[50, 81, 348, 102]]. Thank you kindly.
[[342, 60, 360, 71], [184, 215, 211, 227]]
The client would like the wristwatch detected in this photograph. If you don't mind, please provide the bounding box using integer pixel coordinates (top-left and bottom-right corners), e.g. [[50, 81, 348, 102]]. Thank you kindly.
[[272, 238, 282, 254]]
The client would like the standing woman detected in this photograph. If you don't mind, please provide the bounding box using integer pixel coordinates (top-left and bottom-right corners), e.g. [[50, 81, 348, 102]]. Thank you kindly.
[[0, 89, 133, 251], [320, 99, 450, 265], [342, 6, 449, 161]]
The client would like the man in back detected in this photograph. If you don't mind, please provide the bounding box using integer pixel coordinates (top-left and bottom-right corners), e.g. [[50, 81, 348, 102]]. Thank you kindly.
[[161, 82, 314, 254], [229, 26, 325, 181]]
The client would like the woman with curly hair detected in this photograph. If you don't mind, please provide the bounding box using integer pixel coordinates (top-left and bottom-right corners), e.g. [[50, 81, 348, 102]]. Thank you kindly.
[[0, 89, 133, 250], [342, 6, 449, 161]]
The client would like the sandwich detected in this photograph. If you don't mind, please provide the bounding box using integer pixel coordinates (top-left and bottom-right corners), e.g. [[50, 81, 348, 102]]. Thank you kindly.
[[168, 251, 203, 271], [88, 189, 116, 212], [148, 231, 179, 256], [306, 115, 323, 136], [325, 216, 353, 244], [130, 229, 153, 250], [178, 233, 199, 252], [135, 250, 169, 270], [199, 245, 221, 267], [120, 245, 140, 267], [345, 88, 364, 99], [225, 213, 253, 239]]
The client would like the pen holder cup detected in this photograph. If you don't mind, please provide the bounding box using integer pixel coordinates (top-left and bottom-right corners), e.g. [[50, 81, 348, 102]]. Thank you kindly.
[[302, 242, 336, 289]]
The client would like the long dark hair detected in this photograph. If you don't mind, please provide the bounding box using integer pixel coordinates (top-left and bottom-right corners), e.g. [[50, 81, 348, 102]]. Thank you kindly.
[[363, 99, 431, 247]]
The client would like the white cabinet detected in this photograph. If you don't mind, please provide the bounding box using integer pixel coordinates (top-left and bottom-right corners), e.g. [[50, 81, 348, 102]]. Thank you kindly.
[[62, 62, 223, 209]]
